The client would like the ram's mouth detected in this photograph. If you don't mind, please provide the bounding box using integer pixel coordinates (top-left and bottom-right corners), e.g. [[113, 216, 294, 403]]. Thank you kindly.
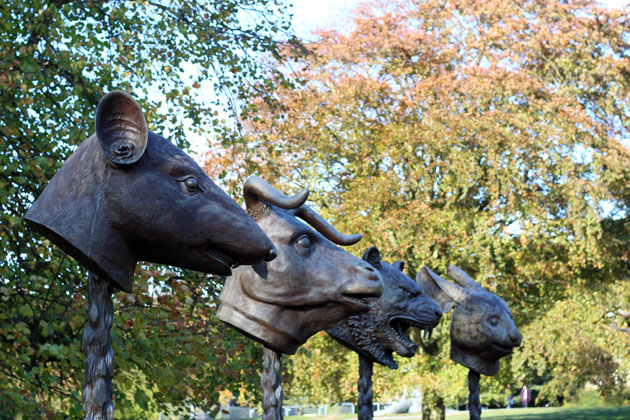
[[205, 247, 239, 270], [490, 342, 515, 356], [342, 294, 372, 310], [389, 316, 432, 351]]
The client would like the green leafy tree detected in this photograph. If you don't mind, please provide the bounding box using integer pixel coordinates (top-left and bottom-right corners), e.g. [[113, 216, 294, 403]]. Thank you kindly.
[[0, 0, 300, 417], [205, 0, 630, 416]]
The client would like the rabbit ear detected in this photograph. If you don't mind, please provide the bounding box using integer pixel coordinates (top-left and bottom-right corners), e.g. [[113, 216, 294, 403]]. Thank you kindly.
[[447, 265, 483, 290], [416, 266, 468, 312]]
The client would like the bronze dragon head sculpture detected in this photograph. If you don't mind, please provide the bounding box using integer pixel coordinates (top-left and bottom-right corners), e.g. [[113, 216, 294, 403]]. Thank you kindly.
[[327, 247, 442, 368]]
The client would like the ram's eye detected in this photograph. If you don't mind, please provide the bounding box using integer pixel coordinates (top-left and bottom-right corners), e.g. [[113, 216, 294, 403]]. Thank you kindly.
[[405, 290, 414, 298], [296, 236, 311, 249], [488, 315, 500, 326], [183, 177, 199, 192]]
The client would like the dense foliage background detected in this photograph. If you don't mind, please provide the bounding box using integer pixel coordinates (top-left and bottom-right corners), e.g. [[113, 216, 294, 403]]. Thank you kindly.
[[1, 0, 629, 418], [205, 0, 630, 416]]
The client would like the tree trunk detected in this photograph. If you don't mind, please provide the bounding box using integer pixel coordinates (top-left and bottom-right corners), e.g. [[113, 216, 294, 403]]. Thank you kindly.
[[357, 355, 373, 420], [82, 272, 114, 420], [262, 347, 283, 420], [421, 388, 445, 420], [468, 370, 481, 420]]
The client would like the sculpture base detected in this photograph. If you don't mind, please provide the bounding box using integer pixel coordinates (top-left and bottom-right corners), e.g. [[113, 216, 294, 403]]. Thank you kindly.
[[451, 345, 500, 376], [217, 301, 301, 355]]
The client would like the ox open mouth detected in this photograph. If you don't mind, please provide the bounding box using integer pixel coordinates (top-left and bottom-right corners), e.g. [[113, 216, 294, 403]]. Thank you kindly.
[[205, 247, 239, 270], [490, 342, 514, 356], [342, 294, 372, 310], [389, 317, 433, 350]]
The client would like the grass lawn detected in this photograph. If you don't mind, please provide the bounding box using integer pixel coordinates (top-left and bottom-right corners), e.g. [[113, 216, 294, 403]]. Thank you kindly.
[[286, 406, 630, 420], [447, 406, 630, 420]]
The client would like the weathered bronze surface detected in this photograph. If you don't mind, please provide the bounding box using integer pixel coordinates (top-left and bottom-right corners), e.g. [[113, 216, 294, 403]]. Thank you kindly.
[[24, 91, 276, 293], [217, 176, 384, 355], [327, 246, 442, 369], [416, 266, 522, 376]]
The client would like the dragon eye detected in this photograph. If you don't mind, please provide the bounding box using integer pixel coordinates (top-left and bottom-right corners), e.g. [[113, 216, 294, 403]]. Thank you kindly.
[[488, 315, 500, 326]]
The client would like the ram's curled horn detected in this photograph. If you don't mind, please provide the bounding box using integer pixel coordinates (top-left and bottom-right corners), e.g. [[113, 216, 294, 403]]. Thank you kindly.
[[243, 176, 309, 211], [294, 205, 362, 246], [447, 265, 483, 290], [96, 90, 148, 165]]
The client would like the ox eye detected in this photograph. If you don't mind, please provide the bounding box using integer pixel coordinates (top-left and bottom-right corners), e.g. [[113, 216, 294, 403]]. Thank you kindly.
[[488, 315, 500, 326], [296, 236, 311, 249], [182, 176, 200, 193]]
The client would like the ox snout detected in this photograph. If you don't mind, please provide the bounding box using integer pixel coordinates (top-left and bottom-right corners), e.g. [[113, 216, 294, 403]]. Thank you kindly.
[[340, 262, 384, 311]]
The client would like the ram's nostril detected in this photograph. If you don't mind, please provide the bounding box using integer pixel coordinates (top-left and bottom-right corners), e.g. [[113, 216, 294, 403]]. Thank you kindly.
[[265, 248, 277, 262]]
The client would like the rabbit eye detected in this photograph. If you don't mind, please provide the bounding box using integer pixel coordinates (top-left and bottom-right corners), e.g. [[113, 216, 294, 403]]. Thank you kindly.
[[488, 315, 500, 326]]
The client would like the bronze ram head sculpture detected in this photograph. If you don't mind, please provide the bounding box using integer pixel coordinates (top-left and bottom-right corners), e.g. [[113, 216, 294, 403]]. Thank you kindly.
[[417, 266, 522, 376], [24, 91, 276, 293], [24, 91, 278, 420], [217, 176, 384, 355]]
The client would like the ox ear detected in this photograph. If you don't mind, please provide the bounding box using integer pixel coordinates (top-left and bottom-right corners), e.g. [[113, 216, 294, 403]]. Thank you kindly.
[[363, 246, 381, 269], [416, 266, 468, 312], [392, 260, 404, 272], [95, 90, 148, 165]]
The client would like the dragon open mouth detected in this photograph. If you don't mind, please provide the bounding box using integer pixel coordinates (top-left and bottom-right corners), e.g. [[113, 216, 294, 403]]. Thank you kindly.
[[205, 247, 239, 269], [389, 317, 433, 350]]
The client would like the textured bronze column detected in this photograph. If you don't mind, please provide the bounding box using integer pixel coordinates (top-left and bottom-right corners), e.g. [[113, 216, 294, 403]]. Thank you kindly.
[[357, 355, 374, 420], [468, 370, 481, 420], [262, 347, 283, 420], [82, 273, 114, 420]]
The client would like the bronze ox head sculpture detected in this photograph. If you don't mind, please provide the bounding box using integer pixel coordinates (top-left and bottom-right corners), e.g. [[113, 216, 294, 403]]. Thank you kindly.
[[217, 177, 384, 355], [417, 266, 522, 376], [327, 247, 442, 369], [24, 91, 277, 292]]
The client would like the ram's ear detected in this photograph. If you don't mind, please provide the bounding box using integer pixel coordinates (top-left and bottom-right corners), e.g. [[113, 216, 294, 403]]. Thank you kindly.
[[362, 246, 381, 269], [96, 90, 148, 165], [392, 260, 404, 272], [416, 266, 468, 312]]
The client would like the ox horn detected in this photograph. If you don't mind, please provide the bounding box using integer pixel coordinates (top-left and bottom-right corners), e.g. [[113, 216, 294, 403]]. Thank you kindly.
[[447, 265, 482, 290], [294, 205, 362, 246], [243, 176, 309, 211]]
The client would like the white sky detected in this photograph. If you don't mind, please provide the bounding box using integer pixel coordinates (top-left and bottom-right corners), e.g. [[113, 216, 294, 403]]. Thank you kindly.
[[190, 0, 629, 156], [289, 0, 630, 39]]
